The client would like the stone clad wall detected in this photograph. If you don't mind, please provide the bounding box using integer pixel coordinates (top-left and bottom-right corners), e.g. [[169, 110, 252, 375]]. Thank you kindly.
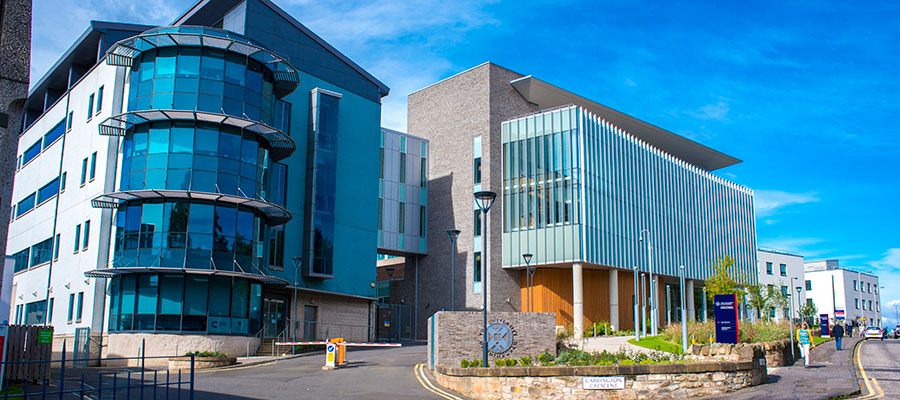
[[434, 360, 764, 400], [428, 311, 555, 367], [688, 339, 798, 367]]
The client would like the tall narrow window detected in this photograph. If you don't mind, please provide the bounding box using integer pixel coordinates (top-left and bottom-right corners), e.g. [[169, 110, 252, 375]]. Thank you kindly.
[[60, 172, 67, 191], [399, 153, 406, 183], [86, 94, 94, 120], [82, 220, 90, 249], [54, 234, 60, 260], [766, 262, 772, 275], [779, 264, 786, 276], [96, 86, 104, 113], [379, 148, 384, 179], [89, 152, 97, 180], [420, 157, 426, 188], [474, 210, 482, 237], [474, 157, 482, 184], [76, 292, 84, 321], [73, 224, 81, 252], [66, 111, 73, 131], [398, 202, 405, 234], [80, 158, 88, 185], [377, 199, 383, 231], [48, 298, 54, 322], [474, 252, 482, 283], [805, 280, 811, 290], [67, 293, 75, 323], [419, 206, 426, 237]]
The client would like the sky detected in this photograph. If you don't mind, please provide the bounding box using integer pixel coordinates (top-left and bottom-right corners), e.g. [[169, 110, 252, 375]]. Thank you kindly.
[[28, 1, 900, 324]]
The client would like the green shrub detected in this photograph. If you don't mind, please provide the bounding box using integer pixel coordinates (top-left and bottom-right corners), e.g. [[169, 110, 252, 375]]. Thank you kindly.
[[519, 356, 532, 366], [460, 359, 469, 368], [537, 351, 555, 364], [185, 351, 227, 358], [467, 359, 482, 367]]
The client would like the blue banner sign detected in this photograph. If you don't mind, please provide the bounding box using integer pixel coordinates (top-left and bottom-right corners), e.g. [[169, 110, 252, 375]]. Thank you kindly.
[[820, 314, 830, 337], [714, 294, 739, 344]]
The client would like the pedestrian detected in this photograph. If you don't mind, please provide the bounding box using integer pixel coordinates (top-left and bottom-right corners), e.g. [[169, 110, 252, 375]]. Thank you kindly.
[[797, 321, 813, 367], [832, 322, 844, 350]]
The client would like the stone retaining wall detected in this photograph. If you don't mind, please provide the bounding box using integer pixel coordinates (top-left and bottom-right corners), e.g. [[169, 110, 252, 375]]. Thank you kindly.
[[687, 339, 798, 367], [434, 357, 766, 400]]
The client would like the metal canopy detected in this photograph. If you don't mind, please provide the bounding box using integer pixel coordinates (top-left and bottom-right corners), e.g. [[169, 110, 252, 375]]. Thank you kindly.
[[84, 267, 289, 285], [510, 76, 742, 171], [105, 25, 300, 97], [91, 189, 292, 226], [98, 109, 295, 161]]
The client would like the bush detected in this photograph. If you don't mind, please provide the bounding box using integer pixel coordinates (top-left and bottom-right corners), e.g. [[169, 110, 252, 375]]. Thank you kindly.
[[493, 358, 518, 367], [465, 359, 482, 368], [663, 320, 792, 346], [519, 356, 533, 366], [185, 351, 227, 358], [460, 359, 469, 368], [537, 351, 555, 365]]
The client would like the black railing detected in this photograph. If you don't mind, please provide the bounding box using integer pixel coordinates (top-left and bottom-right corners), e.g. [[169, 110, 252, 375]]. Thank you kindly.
[[1, 339, 194, 399]]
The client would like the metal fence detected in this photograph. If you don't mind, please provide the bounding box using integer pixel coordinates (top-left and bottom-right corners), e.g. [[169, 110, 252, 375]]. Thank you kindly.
[[375, 303, 412, 342], [1, 339, 194, 399]]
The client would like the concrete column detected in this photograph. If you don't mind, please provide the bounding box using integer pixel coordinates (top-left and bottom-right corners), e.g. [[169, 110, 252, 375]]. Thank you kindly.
[[608, 269, 619, 330], [573, 263, 584, 340], [686, 280, 695, 322]]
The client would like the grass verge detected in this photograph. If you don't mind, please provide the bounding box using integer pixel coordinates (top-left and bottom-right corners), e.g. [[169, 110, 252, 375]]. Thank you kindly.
[[627, 335, 684, 354], [813, 336, 835, 345]]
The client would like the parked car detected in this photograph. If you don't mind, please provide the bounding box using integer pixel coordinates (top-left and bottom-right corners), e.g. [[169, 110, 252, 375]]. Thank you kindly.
[[892, 325, 900, 339], [864, 326, 885, 340]]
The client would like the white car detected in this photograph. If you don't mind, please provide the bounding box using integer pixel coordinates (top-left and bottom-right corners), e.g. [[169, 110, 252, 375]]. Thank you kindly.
[[864, 326, 885, 340]]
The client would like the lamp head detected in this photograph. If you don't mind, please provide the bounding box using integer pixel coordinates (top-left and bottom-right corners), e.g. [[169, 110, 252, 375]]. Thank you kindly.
[[446, 229, 461, 240], [386, 266, 395, 278], [795, 286, 802, 293], [523, 253, 533, 265], [474, 191, 497, 212]]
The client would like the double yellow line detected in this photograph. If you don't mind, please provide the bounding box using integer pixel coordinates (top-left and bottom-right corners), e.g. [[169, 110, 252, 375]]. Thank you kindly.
[[414, 364, 465, 400], [855, 340, 884, 399]]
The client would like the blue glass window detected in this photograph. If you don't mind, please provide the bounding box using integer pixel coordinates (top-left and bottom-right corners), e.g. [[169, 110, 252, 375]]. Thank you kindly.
[[43, 120, 65, 149], [37, 177, 60, 203], [30, 237, 53, 266], [13, 248, 29, 272], [16, 192, 35, 217], [304, 91, 340, 276], [22, 139, 41, 165]]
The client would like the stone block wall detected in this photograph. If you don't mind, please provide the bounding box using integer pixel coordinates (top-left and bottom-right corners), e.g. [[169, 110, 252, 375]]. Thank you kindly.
[[687, 338, 798, 367], [104, 333, 260, 367], [428, 311, 555, 367], [434, 360, 764, 400]]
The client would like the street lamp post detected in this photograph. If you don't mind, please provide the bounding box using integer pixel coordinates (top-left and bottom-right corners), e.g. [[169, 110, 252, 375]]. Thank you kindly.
[[641, 272, 647, 338], [679, 265, 687, 353], [291, 256, 302, 341], [633, 265, 639, 341], [795, 286, 802, 325], [787, 291, 796, 361], [474, 190, 497, 368], [446, 229, 461, 311], [523, 254, 534, 312], [639, 229, 656, 336]]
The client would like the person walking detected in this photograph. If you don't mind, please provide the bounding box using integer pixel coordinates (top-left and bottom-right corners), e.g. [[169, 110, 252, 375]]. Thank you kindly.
[[797, 321, 814, 367], [832, 322, 844, 350]]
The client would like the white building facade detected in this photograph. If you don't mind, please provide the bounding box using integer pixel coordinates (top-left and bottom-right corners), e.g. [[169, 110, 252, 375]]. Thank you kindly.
[[804, 259, 882, 326], [756, 249, 805, 321]]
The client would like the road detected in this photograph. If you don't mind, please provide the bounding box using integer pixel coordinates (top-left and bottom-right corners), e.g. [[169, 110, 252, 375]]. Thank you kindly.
[[856, 337, 900, 398]]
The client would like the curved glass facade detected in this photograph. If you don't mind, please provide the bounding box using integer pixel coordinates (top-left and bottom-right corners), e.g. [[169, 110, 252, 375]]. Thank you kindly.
[[108, 273, 262, 334], [113, 199, 264, 271], [120, 121, 269, 198]]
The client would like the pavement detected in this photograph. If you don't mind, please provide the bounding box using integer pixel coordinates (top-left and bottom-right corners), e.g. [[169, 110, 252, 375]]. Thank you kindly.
[[855, 335, 900, 398], [706, 336, 862, 399]]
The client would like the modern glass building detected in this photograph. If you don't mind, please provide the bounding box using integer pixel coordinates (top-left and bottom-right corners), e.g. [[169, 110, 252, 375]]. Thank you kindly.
[[405, 63, 757, 339], [8, 0, 388, 361]]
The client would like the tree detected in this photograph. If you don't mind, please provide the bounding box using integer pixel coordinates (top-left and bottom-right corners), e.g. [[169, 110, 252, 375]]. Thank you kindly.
[[704, 256, 747, 301], [746, 284, 772, 321], [799, 300, 818, 325]]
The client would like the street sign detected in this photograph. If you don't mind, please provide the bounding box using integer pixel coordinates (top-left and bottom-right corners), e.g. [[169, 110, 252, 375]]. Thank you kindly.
[[583, 376, 625, 390], [325, 343, 336, 368], [714, 294, 739, 344], [835, 309, 845, 320], [820, 314, 830, 337]]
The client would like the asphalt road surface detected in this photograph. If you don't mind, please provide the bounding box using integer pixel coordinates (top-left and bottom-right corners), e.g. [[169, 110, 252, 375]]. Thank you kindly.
[[856, 337, 900, 398]]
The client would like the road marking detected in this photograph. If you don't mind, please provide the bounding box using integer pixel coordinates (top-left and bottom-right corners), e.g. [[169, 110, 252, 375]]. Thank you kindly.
[[855, 339, 884, 399], [414, 363, 464, 400]]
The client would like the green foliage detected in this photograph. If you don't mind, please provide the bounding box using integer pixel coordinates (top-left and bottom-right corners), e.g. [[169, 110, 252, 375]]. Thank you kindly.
[[519, 356, 533, 366], [463, 359, 482, 368], [799, 301, 818, 321], [460, 359, 469, 368], [545, 348, 685, 367], [537, 351, 555, 364], [185, 351, 227, 358], [493, 358, 519, 367], [556, 326, 573, 342], [703, 256, 747, 300]]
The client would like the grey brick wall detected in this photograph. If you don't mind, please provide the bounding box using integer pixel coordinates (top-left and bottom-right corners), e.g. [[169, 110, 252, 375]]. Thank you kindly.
[[428, 311, 555, 367], [403, 63, 540, 339]]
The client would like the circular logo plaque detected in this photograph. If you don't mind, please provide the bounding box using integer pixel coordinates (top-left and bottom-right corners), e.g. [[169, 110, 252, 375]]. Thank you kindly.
[[486, 321, 514, 355]]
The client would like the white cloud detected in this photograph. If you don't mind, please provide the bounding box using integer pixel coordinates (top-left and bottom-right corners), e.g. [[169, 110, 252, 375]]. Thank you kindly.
[[754, 189, 819, 217], [869, 248, 900, 270], [689, 100, 730, 121], [757, 237, 827, 257]]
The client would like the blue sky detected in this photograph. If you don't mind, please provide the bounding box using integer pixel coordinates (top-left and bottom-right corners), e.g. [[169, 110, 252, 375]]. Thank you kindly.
[[30, 0, 900, 324]]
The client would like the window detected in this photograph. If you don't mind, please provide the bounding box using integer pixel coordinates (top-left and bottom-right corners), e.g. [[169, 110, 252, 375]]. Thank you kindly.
[[377, 199, 383, 231], [89, 152, 97, 180], [96, 86, 104, 113], [398, 202, 405, 234], [76, 292, 84, 321], [805, 280, 811, 290], [48, 298, 54, 322], [54, 234, 60, 260], [16, 192, 36, 217], [855, 299, 859, 309], [29, 238, 53, 267], [474, 157, 482, 184], [399, 152, 406, 183], [853, 280, 857, 290], [37, 177, 60, 204], [420, 157, 426, 188], [43, 120, 65, 149], [66, 111, 73, 131], [474, 251, 482, 283], [806, 299, 813, 307], [82, 220, 90, 249], [74, 224, 81, 252], [13, 248, 29, 272], [67, 293, 74, 323], [474, 210, 482, 237], [781, 285, 788, 296], [87, 94, 94, 121], [80, 157, 88, 185], [419, 206, 426, 237], [22, 139, 41, 165], [766, 262, 772, 275], [869, 300, 873, 310], [61, 172, 67, 191], [779, 264, 786, 276], [867, 283, 871, 293], [379, 148, 384, 179]]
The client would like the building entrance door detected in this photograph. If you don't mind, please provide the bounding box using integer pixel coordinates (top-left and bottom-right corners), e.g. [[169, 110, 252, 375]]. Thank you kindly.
[[302, 306, 318, 340], [263, 299, 285, 338]]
